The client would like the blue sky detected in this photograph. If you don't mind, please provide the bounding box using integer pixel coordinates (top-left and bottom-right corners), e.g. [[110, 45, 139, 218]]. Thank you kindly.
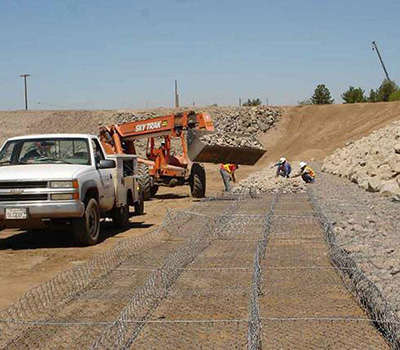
[[0, 0, 399, 110]]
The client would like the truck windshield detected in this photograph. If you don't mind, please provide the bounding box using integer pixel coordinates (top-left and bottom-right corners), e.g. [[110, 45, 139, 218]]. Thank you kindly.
[[0, 138, 91, 166]]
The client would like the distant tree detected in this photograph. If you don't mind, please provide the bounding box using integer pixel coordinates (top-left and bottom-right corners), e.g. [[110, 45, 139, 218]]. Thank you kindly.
[[311, 84, 334, 104], [368, 89, 378, 103], [377, 79, 399, 102], [297, 98, 312, 106], [341, 86, 366, 103], [243, 98, 262, 106], [389, 90, 400, 101]]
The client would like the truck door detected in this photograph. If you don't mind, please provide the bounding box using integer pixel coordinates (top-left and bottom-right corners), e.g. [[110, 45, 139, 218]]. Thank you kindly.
[[91, 138, 115, 210]]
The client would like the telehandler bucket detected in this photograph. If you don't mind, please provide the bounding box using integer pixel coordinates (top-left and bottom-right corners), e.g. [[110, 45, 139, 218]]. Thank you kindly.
[[187, 130, 266, 165]]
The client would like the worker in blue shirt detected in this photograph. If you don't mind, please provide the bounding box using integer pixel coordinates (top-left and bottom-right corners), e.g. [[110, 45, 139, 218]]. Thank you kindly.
[[272, 157, 291, 178]]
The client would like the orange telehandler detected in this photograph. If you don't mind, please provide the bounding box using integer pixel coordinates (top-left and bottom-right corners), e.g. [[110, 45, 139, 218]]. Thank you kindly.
[[99, 111, 215, 200], [99, 110, 266, 200]]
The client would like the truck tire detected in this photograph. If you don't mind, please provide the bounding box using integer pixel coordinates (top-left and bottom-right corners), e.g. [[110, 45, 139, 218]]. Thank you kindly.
[[134, 188, 144, 215], [137, 163, 153, 201], [150, 185, 159, 197], [190, 163, 206, 198], [72, 198, 100, 246], [113, 204, 130, 228]]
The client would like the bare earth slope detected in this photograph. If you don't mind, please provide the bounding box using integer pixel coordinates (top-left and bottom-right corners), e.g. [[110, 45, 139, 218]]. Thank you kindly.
[[260, 101, 400, 164]]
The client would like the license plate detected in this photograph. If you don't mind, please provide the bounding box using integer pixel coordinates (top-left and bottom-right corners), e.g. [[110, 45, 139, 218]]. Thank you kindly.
[[5, 208, 28, 220]]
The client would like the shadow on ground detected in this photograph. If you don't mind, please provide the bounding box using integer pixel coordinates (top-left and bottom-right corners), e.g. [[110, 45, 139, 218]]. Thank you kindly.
[[152, 193, 189, 200], [0, 220, 153, 250]]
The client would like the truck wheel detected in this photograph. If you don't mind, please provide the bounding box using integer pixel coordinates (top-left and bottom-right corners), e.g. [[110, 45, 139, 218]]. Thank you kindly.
[[137, 163, 153, 200], [190, 163, 206, 198], [113, 205, 130, 228], [72, 198, 100, 246], [134, 189, 144, 215], [150, 185, 159, 197]]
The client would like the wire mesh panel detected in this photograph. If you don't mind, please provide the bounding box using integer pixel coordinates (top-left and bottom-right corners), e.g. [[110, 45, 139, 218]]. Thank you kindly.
[[257, 193, 391, 349], [154, 269, 252, 317], [191, 240, 258, 268], [261, 319, 389, 349], [132, 320, 248, 349], [260, 268, 366, 318], [264, 240, 331, 268], [3, 323, 108, 350], [92, 197, 272, 349]]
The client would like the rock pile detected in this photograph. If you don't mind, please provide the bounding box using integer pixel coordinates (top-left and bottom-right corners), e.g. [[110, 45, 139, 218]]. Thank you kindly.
[[232, 163, 306, 194], [322, 121, 400, 198], [200, 132, 264, 149], [210, 106, 280, 135], [113, 111, 158, 125]]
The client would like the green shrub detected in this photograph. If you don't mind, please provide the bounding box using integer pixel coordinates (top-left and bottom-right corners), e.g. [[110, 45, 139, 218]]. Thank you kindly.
[[389, 90, 400, 101]]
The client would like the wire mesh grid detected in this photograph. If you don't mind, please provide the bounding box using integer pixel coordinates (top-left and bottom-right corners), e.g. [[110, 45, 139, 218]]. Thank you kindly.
[[1, 197, 240, 349], [90, 197, 271, 349], [253, 192, 394, 349], [1, 188, 397, 349], [260, 318, 389, 349]]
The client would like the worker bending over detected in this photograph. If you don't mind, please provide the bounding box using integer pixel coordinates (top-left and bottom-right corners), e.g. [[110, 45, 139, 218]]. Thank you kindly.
[[292, 162, 315, 183], [272, 157, 291, 178], [220, 163, 238, 192]]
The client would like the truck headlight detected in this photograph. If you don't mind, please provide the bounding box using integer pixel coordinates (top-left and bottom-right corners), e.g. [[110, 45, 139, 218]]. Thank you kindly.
[[51, 193, 77, 200], [50, 180, 79, 188]]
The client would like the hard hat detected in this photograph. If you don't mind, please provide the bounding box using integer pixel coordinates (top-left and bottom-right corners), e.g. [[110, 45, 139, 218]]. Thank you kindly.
[[299, 161, 307, 168], [279, 157, 286, 164]]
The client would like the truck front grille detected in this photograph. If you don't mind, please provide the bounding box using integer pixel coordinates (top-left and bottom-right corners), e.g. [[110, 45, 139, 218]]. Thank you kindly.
[[0, 194, 48, 202], [0, 181, 48, 189]]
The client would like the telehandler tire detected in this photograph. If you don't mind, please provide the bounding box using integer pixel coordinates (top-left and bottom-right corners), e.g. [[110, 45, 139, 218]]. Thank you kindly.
[[190, 163, 206, 198], [137, 163, 153, 200]]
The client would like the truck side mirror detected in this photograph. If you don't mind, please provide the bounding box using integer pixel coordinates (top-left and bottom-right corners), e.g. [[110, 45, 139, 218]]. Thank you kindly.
[[98, 159, 116, 169]]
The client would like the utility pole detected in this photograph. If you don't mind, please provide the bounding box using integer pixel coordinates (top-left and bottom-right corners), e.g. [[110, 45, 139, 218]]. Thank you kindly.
[[239, 97, 242, 107], [174, 80, 180, 108], [371, 41, 391, 81], [20, 74, 30, 110]]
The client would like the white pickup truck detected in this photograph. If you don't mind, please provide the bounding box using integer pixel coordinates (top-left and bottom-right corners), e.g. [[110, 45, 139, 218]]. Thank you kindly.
[[0, 134, 144, 245]]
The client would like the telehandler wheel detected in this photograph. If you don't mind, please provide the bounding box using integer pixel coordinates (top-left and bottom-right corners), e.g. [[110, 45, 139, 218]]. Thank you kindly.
[[190, 163, 206, 198], [134, 189, 145, 216], [72, 198, 100, 246], [112, 204, 130, 228], [137, 163, 153, 201]]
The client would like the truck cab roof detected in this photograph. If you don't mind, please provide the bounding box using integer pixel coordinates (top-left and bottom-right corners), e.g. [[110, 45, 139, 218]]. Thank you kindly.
[[7, 134, 97, 141]]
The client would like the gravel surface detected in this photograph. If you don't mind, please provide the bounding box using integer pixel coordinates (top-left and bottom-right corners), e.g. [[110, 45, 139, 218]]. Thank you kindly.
[[232, 163, 306, 194], [311, 167, 400, 318]]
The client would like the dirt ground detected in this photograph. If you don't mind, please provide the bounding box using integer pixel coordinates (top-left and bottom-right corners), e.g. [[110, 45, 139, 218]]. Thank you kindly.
[[0, 166, 237, 309], [1, 102, 400, 310]]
